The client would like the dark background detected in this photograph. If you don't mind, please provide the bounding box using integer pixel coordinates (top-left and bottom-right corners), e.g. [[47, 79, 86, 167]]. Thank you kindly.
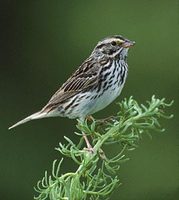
[[0, 1, 178, 199]]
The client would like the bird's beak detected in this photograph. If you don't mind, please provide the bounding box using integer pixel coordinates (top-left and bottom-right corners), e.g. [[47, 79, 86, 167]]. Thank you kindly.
[[122, 40, 135, 48]]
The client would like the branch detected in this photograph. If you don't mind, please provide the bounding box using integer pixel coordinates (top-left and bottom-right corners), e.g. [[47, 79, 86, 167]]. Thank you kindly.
[[34, 95, 173, 200]]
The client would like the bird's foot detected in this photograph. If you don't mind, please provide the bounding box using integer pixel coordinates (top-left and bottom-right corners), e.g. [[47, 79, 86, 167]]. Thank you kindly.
[[96, 115, 117, 126], [99, 148, 107, 160], [84, 147, 95, 154], [86, 115, 95, 122]]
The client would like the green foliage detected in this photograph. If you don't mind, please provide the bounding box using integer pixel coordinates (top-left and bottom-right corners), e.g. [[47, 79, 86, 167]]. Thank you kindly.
[[34, 96, 173, 200]]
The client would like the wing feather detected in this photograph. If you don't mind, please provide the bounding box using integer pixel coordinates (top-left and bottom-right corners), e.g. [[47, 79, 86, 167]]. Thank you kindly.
[[42, 56, 104, 112]]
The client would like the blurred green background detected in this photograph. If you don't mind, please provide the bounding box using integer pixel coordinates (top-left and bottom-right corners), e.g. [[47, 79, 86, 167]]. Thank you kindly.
[[0, 0, 178, 199]]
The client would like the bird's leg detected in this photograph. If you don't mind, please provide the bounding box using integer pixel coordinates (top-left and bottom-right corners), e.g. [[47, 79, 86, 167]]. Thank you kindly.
[[83, 133, 92, 149], [82, 132, 94, 153], [83, 115, 95, 152], [85, 115, 108, 159], [79, 117, 94, 152]]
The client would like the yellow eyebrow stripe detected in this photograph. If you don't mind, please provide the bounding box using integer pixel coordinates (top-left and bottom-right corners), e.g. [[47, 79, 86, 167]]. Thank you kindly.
[[116, 39, 124, 44]]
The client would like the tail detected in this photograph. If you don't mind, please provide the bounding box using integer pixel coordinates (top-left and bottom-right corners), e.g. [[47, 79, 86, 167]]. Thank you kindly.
[[8, 111, 47, 130]]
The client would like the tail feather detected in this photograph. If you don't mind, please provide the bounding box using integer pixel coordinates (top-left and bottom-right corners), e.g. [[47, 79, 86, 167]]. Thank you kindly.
[[8, 111, 47, 130]]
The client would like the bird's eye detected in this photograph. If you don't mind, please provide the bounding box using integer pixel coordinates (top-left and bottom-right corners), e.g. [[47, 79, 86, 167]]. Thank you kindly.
[[111, 41, 117, 46]]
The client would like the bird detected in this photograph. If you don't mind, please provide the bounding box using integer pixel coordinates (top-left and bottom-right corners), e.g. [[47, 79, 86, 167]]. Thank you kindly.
[[9, 35, 135, 131]]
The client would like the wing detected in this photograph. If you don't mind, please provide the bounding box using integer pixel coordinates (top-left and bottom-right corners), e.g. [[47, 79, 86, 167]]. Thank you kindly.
[[42, 56, 105, 112]]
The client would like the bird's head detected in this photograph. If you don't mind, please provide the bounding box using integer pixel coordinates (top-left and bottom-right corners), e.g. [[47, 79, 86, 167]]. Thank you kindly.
[[94, 35, 135, 59]]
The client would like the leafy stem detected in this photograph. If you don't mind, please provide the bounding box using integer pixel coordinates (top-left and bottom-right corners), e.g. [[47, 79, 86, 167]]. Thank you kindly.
[[34, 95, 173, 200]]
